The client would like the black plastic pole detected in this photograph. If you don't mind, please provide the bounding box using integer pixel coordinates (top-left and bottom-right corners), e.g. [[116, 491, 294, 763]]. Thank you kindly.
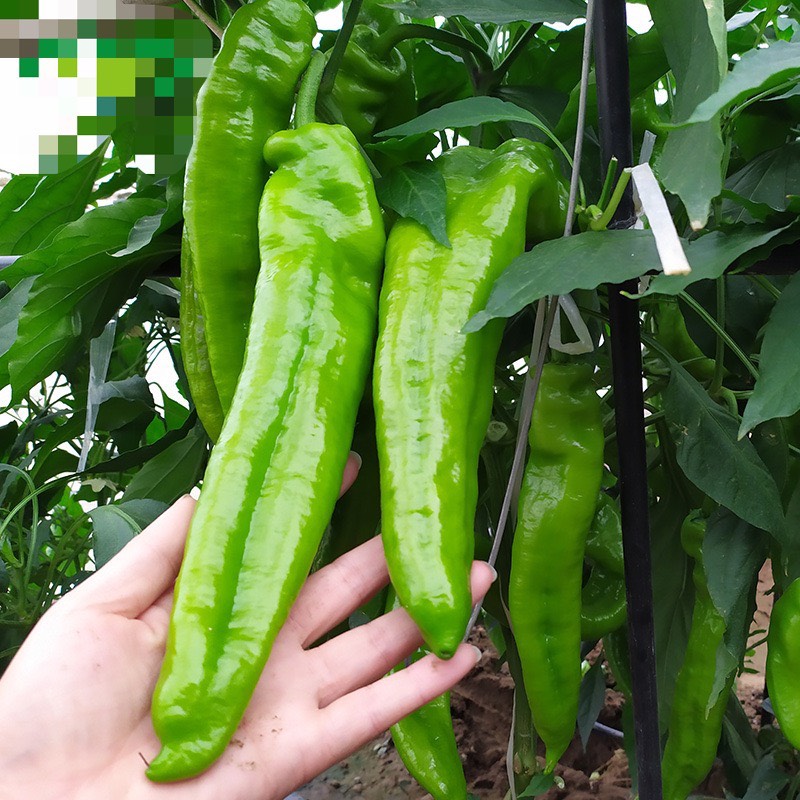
[[593, 2, 663, 799]]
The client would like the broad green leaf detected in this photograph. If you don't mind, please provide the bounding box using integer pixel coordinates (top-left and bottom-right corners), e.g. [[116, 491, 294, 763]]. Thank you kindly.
[[518, 773, 556, 798], [376, 162, 450, 246], [723, 142, 800, 223], [90, 167, 138, 202], [122, 420, 206, 504], [0, 277, 34, 365], [387, 0, 584, 24], [662, 359, 785, 537], [464, 229, 659, 332], [703, 507, 765, 708], [90, 499, 168, 568], [740, 271, 800, 436], [640, 224, 793, 297], [649, 0, 727, 228], [379, 97, 555, 146], [0, 139, 109, 255], [681, 41, 800, 124], [576, 660, 606, 750]]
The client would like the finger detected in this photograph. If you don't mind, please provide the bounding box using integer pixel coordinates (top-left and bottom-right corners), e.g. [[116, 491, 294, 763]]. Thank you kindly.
[[63, 495, 196, 616], [320, 643, 481, 756], [339, 451, 362, 498], [284, 535, 389, 648], [312, 561, 494, 707]]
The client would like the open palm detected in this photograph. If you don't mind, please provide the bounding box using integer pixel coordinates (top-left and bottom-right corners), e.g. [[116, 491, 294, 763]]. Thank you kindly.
[[0, 455, 492, 800]]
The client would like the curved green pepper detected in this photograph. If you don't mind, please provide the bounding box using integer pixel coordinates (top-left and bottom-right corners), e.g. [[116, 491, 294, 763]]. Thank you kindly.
[[662, 512, 733, 800], [767, 577, 800, 749], [374, 139, 568, 659], [581, 493, 626, 641], [331, 25, 414, 141], [387, 590, 467, 800], [179, 236, 224, 441], [509, 362, 604, 772], [183, 0, 315, 412], [148, 122, 386, 782], [655, 301, 716, 383]]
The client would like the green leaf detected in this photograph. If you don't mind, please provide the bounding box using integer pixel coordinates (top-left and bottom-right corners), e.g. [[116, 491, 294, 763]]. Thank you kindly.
[[464, 229, 659, 332], [376, 162, 450, 246], [740, 753, 789, 800], [122, 420, 206, 504], [0, 139, 109, 255], [0, 277, 35, 365], [649, 0, 727, 228], [577, 660, 606, 750], [379, 97, 554, 144], [680, 41, 800, 124], [90, 499, 167, 568], [662, 359, 785, 537], [739, 271, 800, 436], [640, 224, 793, 297], [518, 773, 556, 798], [90, 167, 138, 202], [386, 0, 585, 24], [723, 142, 800, 222], [703, 507, 765, 708]]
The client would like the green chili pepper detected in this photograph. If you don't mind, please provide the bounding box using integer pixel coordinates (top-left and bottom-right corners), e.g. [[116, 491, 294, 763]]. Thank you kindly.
[[180, 236, 224, 441], [509, 362, 604, 772], [386, 589, 467, 800], [148, 122, 386, 782], [581, 493, 626, 641], [330, 25, 415, 141], [182, 0, 315, 414], [662, 512, 733, 800], [374, 139, 568, 660], [767, 577, 800, 749], [654, 301, 716, 383]]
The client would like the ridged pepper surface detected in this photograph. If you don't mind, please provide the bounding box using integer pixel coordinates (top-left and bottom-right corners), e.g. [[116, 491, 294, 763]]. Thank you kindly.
[[148, 122, 386, 782], [374, 139, 568, 659]]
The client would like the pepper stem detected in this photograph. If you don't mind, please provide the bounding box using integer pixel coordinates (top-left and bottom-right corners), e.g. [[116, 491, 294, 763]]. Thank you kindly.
[[373, 23, 494, 74], [181, 0, 223, 39], [294, 51, 327, 129], [319, 0, 364, 98]]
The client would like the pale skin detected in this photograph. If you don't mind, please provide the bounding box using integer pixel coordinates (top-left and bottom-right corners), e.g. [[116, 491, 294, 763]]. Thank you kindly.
[[0, 454, 494, 800]]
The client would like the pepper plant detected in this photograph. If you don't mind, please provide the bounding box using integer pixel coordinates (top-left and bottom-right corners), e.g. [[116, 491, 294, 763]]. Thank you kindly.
[[1, 0, 799, 797]]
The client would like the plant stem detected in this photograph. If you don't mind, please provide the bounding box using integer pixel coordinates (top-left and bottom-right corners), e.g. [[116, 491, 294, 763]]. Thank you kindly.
[[679, 291, 759, 380], [747, 274, 781, 300], [374, 23, 494, 73], [709, 278, 726, 395], [294, 50, 327, 128], [589, 169, 632, 230], [319, 0, 364, 98], [182, 0, 223, 39]]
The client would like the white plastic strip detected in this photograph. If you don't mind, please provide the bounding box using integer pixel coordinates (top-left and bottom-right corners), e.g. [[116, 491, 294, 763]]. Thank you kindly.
[[629, 162, 691, 276]]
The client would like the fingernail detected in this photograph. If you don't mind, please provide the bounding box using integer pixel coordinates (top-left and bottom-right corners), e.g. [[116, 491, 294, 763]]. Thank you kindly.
[[486, 562, 498, 582], [471, 645, 482, 664], [349, 450, 363, 469]]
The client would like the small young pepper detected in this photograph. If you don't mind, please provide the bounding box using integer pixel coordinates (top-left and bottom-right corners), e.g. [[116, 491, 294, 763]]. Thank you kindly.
[[182, 0, 316, 414], [766, 577, 800, 749], [374, 139, 568, 659], [148, 121, 386, 782], [509, 362, 604, 772], [661, 512, 734, 800]]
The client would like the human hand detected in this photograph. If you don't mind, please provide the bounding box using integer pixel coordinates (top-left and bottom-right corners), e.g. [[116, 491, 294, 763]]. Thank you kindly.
[[0, 454, 494, 800]]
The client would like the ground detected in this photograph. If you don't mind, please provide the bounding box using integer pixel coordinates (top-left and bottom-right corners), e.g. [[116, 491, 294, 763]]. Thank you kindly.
[[299, 564, 774, 800]]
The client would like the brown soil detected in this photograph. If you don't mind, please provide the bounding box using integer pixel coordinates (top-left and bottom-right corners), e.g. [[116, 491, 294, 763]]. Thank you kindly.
[[299, 564, 774, 800]]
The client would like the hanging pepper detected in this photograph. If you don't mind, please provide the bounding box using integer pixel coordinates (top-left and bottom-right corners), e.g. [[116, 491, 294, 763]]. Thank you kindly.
[[386, 589, 467, 800], [581, 493, 627, 641], [509, 362, 604, 772], [182, 0, 316, 417], [148, 120, 386, 782], [662, 512, 734, 800], [374, 139, 568, 659], [179, 237, 224, 441], [654, 300, 716, 383], [767, 577, 800, 749], [330, 25, 415, 141]]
